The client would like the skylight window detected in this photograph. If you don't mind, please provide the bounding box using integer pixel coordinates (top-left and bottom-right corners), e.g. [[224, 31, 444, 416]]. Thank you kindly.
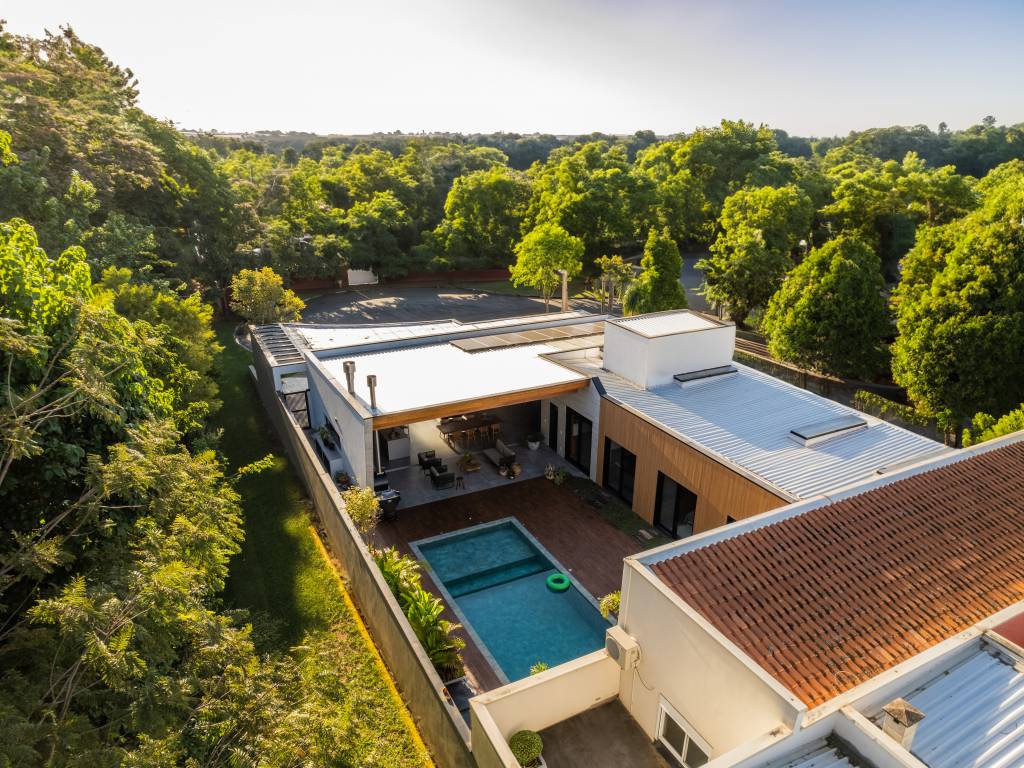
[[790, 415, 867, 446]]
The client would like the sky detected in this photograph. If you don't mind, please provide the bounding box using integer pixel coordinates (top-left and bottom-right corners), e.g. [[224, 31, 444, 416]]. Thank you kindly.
[[5, 0, 1022, 137]]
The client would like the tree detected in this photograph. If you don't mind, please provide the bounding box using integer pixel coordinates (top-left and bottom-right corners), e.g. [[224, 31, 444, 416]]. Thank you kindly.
[[595, 254, 634, 312], [962, 405, 1024, 447], [430, 166, 532, 269], [526, 141, 653, 257], [762, 236, 889, 378], [891, 161, 1024, 421], [698, 185, 812, 327], [510, 223, 584, 311], [622, 229, 688, 315], [339, 191, 413, 279], [229, 267, 305, 324]]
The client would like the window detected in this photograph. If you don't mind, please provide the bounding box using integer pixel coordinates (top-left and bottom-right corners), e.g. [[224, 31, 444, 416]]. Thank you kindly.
[[565, 407, 592, 473], [655, 472, 698, 539], [603, 437, 636, 504], [726, 516, 737, 524], [657, 699, 710, 768]]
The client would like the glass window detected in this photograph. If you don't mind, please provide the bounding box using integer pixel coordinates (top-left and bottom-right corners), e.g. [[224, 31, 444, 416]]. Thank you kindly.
[[655, 473, 698, 539], [603, 438, 636, 504], [658, 702, 711, 768]]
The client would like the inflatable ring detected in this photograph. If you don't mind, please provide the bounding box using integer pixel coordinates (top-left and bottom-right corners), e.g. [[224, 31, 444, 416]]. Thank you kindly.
[[546, 572, 571, 592]]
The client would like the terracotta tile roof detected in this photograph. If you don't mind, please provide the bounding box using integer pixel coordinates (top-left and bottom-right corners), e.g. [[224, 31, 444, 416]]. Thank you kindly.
[[650, 441, 1024, 708]]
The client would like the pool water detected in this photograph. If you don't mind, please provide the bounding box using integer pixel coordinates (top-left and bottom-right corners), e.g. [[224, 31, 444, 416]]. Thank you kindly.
[[413, 520, 610, 682]]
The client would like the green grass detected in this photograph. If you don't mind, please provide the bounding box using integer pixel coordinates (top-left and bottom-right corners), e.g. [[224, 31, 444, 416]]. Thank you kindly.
[[563, 475, 672, 549], [213, 322, 432, 766]]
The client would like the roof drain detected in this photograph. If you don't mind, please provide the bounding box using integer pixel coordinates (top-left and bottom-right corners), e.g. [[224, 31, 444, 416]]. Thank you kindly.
[[880, 698, 925, 750], [342, 361, 356, 394]]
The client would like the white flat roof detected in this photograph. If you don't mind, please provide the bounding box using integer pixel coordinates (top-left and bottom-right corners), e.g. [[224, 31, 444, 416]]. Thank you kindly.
[[609, 310, 720, 337], [585, 360, 949, 500], [291, 312, 594, 353], [320, 342, 586, 416]]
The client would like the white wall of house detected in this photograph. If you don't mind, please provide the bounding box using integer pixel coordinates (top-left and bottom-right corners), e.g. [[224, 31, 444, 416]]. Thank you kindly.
[[470, 651, 621, 768], [617, 560, 803, 759], [305, 358, 373, 485], [542, 382, 601, 482], [604, 321, 735, 389]]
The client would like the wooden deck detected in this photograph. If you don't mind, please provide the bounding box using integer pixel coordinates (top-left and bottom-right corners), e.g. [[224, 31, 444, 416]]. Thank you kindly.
[[374, 477, 642, 692]]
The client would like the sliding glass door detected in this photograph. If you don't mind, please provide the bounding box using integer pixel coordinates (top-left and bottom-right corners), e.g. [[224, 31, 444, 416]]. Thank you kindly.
[[655, 472, 698, 539], [565, 407, 592, 473], [548, 403, 559, 451], [603, 438, 636, 504]]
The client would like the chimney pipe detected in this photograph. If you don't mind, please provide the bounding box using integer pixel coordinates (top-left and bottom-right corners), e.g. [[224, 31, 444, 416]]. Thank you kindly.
[[367, 374, 378, 411], [559, 269, 569, 313], [342, 361, 356, 394], [881, 698, 925, 750]]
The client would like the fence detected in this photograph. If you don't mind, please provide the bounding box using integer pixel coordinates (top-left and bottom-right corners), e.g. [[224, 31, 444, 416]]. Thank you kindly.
[[250, 335, 475, 768]]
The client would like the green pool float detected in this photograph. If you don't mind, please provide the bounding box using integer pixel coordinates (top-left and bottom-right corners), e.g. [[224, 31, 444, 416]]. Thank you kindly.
[[546, 572, 571, 592]]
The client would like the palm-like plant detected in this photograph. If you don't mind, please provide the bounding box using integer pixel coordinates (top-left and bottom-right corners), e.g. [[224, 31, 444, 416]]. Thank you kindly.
[[402, 589, 465, 671]]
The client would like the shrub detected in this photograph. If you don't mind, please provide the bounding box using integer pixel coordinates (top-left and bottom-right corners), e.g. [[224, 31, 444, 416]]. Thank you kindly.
[[599, 591, 621, 619], [509, 730, 544, 767], [343, 486, 380, 537]]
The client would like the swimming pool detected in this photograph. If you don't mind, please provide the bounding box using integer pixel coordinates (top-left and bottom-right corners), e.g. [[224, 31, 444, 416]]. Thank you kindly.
[[411, 518, 611, 683]]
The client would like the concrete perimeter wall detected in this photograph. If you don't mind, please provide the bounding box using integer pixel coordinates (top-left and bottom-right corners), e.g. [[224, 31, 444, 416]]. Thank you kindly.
[[251, 335, 474, 768]]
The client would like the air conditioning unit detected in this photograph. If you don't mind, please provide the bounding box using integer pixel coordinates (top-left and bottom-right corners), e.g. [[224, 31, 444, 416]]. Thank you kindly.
[[605, 626, 640, 669]]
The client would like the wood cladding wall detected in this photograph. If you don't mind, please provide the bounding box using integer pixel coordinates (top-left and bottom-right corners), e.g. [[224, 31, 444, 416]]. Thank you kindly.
[[596, 398, 789, 534]]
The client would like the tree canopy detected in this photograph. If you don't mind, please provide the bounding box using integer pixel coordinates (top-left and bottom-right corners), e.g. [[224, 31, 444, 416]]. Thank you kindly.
[[510, 223, 584, 310], [762, 235, 890, 378], [622, 229, 688, 315], [229, 267, 305, 325]]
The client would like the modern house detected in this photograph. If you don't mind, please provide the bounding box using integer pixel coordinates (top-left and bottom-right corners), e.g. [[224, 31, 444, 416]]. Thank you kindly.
[[470, 431, 1024, 768], [251, 308, 947, 537]]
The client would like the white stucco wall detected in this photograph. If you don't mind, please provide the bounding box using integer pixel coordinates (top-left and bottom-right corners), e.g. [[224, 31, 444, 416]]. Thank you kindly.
[[542, 381, 602, 481], [617, 561, 803, 759], [305, 357, 372, 485], [604, 322, 736, 389], [470, 651, 621, 768]]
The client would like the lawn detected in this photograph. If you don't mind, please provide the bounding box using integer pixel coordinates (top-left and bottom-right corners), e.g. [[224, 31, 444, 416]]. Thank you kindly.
[[213, 322, 432, 767]]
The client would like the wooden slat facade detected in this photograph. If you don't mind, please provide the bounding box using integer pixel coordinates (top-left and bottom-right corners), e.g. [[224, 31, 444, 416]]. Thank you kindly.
[[595, 398, 789, 534], [371, 379, 589, 429]]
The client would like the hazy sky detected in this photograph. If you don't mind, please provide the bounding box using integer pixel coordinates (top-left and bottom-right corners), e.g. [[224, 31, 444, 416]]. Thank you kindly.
[[5, 0, 1022, 136]]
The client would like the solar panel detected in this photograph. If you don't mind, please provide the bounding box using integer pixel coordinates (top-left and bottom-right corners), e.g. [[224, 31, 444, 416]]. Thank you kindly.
[[450, 321, 605, 352]]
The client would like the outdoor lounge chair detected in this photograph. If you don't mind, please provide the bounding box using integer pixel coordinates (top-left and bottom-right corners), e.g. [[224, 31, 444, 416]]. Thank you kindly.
[[417, 449, 436, 467], [482, 439, 515, 469], [429, 466, 455, 489]]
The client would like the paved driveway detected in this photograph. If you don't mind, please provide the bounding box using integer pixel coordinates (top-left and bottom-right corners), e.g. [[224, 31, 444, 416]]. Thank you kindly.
[[300, 285, 551, 325], [680, 252, 710, 312]]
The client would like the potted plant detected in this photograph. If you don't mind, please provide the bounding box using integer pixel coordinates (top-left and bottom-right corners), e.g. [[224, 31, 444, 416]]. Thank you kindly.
[[318, 424, 335, 450], [509, 730, 545, 768], [526, 432, 543, 450]]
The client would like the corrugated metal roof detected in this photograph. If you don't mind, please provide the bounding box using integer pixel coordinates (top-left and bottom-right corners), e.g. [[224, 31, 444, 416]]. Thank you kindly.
[[899, 643, 1024, 768], [760, 740, 860, 768], [589, 361, 947, 499], [609, 310, 719, 337]]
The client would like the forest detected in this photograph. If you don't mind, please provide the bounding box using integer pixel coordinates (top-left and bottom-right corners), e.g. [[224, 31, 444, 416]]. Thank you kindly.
[[2, 22, 1024, 765]]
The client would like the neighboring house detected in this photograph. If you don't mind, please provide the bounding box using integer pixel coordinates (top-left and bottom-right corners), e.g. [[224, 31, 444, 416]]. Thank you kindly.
[[471, 432, 1024, 768], [250, 308, 946, 533]]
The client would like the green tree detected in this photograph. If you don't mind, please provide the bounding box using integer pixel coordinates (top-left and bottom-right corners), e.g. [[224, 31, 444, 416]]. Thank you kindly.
[[339, 191, 413, 278], [962, 405, 1024, 447], [762, 235, 889, 378], [510, 223, 584, 311], [698, 184, 813, 327], [622, 228, 687, 315], [595, 254, 634, 312], [891, 161, 1024, 421], [430, 166, 532, 268], [229, 267, 305, 324]]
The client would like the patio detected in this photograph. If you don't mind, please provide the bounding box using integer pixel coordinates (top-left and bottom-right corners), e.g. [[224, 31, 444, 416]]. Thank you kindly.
[[540, 700, 670, 768], [373, 477, 643, 693]]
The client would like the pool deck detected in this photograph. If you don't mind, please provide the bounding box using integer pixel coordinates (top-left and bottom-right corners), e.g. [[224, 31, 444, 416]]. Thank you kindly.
[[373, 477, 643, 692]]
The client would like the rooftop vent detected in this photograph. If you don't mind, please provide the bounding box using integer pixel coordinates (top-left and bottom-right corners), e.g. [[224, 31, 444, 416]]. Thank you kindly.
[[790, 415, 867, 447], [881, 698, 925, 750], [674, 365, 738, 387]]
